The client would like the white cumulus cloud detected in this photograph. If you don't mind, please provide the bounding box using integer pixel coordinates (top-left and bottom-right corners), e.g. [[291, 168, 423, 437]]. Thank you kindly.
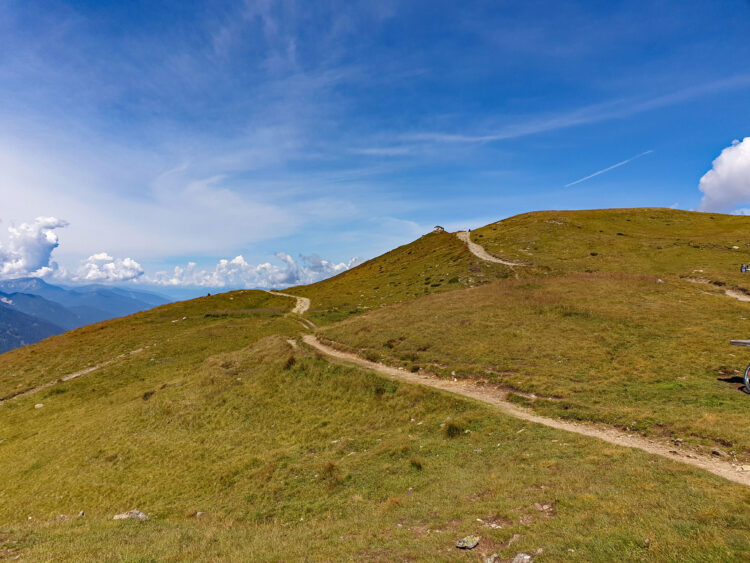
[[697, 138, 750, 212], [0, 215, 358, 289], [75, 252, 144, 282], [0, 216, 68, 278], [149, 253, 361, 288], [0, 216, 144, 283]]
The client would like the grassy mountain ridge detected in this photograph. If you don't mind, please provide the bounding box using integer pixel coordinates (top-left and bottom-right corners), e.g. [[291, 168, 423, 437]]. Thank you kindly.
[[473, 207, 750, 283], [291, 230, 512, 325], [0, 290, 292, 400], [1, 207, 749, 560], [317, 208, 750, 456]]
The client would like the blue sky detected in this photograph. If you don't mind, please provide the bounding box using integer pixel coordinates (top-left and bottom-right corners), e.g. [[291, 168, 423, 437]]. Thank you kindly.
[[1, 0, 750, 294]]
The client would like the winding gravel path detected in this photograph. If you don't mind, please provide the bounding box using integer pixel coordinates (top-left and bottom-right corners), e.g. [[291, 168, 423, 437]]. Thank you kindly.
[[267, 291, 311, 314], [265, 244, 750, 487], [302, 334, 750, 487], [456, 231, 524, 266]]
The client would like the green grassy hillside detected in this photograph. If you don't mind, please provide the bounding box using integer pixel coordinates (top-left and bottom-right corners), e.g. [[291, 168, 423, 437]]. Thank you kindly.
[[0, 290, 294, 401], [320, 272, 750, 456], [2, 316, 749, 560], [2, 207, 750, 560], [473, 207, 750, 285], [290, 230, 512, 326], [316, 209, 750, 458]]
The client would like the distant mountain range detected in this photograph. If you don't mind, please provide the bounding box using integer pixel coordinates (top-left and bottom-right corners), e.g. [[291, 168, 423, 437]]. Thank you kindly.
[[0, 278, 170, 353]]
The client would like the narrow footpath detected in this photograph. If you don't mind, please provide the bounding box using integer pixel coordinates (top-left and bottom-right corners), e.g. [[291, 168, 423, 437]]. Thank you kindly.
[[267, 290, 311, 314], [268, 237, 750, 488], [302, 334, 750, 487], [0, 347, 149, 405], [456, 231, 524, 266], [267, 290, 316, 329]]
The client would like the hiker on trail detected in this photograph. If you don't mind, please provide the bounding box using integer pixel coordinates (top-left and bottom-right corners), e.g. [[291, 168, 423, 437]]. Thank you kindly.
[[743, 264, 747, 273]]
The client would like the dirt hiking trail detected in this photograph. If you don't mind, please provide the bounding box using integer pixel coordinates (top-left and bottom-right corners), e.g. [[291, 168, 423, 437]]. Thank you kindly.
[[267, 290, 310, 314], [456, 231, 524, 267], [686, 277, 750, 303], [0, 347, 149, 405], [302, 334, 750, 487], [267, 290, 316, 329]]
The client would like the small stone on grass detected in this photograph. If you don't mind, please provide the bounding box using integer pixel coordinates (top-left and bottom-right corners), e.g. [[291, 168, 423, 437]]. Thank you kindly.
[[113, 510, 148, 521], [456, 535, 480, 549]]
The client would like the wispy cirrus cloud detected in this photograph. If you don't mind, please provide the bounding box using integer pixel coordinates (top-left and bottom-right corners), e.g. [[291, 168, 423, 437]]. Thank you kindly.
[[2, 1, 749, 287], [401, 75, 750, 146], [564, 150, 653, 187], [349, 146, 418, 156]]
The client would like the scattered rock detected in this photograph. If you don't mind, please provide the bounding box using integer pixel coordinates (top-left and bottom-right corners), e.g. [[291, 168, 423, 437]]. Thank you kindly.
[[484, 554, 499, 563], [456, 535, 480, 549], [711, 449, 728, 458], [657, 279, 664, 283], [79, 511, 85, 517], [672, 438, 683, 446], [532, 502, 554, 515], [196, 512, 205, 518], [476, 517, 504, 530], [512, 554, 533, 563], [113, 510, 149, 521], [738, 465, 750, 472], [34, 404, 44, 409]]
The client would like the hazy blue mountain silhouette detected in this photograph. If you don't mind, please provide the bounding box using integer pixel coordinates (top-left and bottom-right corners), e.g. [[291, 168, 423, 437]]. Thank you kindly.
[[0, 302, 63, 354], [0, 278, 171, 353]]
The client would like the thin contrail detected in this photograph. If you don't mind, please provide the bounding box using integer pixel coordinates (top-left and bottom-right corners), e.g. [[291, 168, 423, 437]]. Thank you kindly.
[[565, 150, 654, 187]]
